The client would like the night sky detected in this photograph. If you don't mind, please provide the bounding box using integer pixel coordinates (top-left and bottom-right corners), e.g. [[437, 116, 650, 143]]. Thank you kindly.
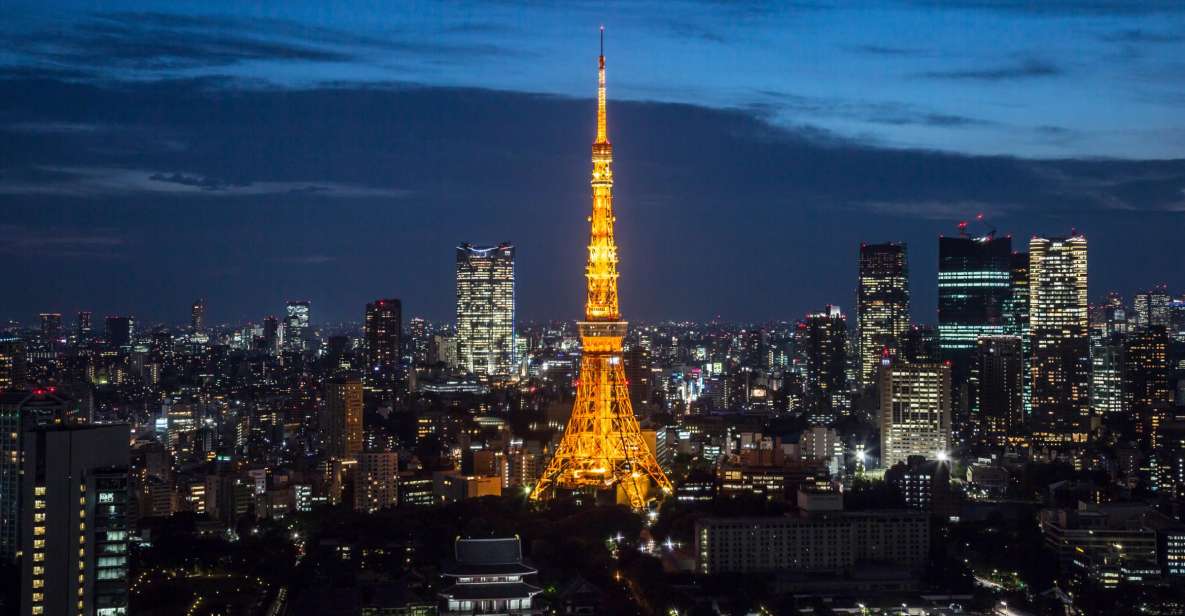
[[2, 1, 1183, 327]]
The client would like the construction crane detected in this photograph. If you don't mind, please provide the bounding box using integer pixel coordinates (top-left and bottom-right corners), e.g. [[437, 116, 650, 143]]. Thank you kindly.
[[957, 212, 996, 240]]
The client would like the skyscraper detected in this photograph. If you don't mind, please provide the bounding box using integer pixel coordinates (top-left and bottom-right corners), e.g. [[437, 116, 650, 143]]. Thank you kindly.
[[76, 311, 92, 337], [1090, 329, 1125, 416], [1125, 325, 1171, 413], [972, 336, 1025, 445], [797, 305, 849, 425], [324, 375, 363, 459], [1007, 251, 1032, 415], [1, 389, 74, 560], [38, 313, 62, 343], [19, 423, 129, 616], [364, 299, 402, 396], [1029, 235, 1089, 443], [857, 242, 910, 388], [1133, 285, 1170, 330], [408, 316, 430, 366], [284, 300, 311, 352], [104, 316, 134, 349], [937, 232, 1012, 417], [879, 358, 952, 468], [532, 33, 672, 510], [191, 298, 206, 332], [456, 242, 516, 379]]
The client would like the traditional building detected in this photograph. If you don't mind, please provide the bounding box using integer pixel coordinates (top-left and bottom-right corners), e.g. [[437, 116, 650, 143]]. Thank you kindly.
[[438, 537, 542, 615]]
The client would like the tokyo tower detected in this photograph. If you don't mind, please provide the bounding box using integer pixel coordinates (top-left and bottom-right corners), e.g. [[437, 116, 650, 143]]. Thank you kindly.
[[531, 29, 674, 510]]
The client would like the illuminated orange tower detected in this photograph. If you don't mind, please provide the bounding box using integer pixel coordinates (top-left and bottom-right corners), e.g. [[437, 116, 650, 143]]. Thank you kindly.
[[532, 30, 673, 510]]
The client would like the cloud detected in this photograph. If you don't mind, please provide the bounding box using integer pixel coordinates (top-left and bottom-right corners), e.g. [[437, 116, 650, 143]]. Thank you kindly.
[[1100, 29, 1185, 44], [845, 44, 930, 57], [3, 11, 525, 75], [749, 90, 993, 129], [910, 0, 1185, 16], [855, 200, 1021, 220], [0, 166, 408, 199], [270, 255, 337, 265], [2, 121, 110, 135], [918, 59, 1063, 81], [0, 225, 126, 259]]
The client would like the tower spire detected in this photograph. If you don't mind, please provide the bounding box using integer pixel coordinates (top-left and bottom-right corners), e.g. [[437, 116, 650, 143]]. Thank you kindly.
[[596, 26, 608, 145]]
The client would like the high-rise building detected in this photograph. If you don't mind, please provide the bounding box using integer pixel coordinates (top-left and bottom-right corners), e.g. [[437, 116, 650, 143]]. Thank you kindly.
[[973, 336, 1025, 445], [19, 423, 129, 616], [1134, 285, 1171, 330], [938, 233, 1012, 424], [456, 242, 516, 379], [1, 389, 74, 560], [353, 451, 398, 514], [1007, 251, 1032, 415], [857, 242, 910, 388], [1090, 329, 1125, 416], [1125, 325, 1171, 413], [531, 36, 672, 510], [262, 315, 279, 352], [364, 299, 402, 395], [191, 298, 206, 332], [284, 300, 311, 352], [408, 317, 430, 365], [898, 325, 940, 364], [797, 306, 848, 425], [76, 311, 92, 337], [0, 336, 19, 389], [879, 358, 951, 468], [1029, 235, 1089, 443], [38, 313, 62, 343], [104, 316, 134, 348], [324, 375, 363, 459]]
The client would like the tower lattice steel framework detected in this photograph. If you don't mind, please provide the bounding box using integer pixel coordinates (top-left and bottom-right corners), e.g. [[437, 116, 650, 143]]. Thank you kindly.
[[531, 30, 673, 510]]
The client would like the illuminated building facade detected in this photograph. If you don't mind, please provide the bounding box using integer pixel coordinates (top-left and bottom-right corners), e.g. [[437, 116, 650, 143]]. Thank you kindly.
[[1091, 329, 1125, 416], [76, 311, 92, 337], [19, 423, 129, 616], [1, 389, 74, 561], [1029, 235, 1089, 443], [879, 358, 951, 468], [325, 375, 363, 459], [532, 33, 673, 510], [408, 316, 430, 365], [695, 508, 929, 575], [38, 313, 62, 343], [284, 300, 311, 352], [1134, 285, 1171, 329], [796, 306, 848, 425], [1125, 325, 1171, 413], [190, 298, 205, 333], [456, 242, 516, 379], [353, 451, 398, 514], [1007, 251, 1033, 414], [937, 234, 1011, 434], [972, 335, 1024, 445], [364, 299, 402, 396], [857, 242, 910, 388]]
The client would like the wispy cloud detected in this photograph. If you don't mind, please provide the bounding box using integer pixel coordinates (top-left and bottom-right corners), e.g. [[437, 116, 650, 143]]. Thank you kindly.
[[0, 166, 408, 199], [270, 255, 337, 265], [845, 44, 930, 57], [918, 59, 1063, 81], [750, 90, 993, 128], [0, 225, 126, 258], [854, 200, 1021, 220]]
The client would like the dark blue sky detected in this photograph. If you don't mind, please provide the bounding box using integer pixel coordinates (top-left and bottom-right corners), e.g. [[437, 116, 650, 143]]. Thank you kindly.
[[1, 1, 1183, 326]]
